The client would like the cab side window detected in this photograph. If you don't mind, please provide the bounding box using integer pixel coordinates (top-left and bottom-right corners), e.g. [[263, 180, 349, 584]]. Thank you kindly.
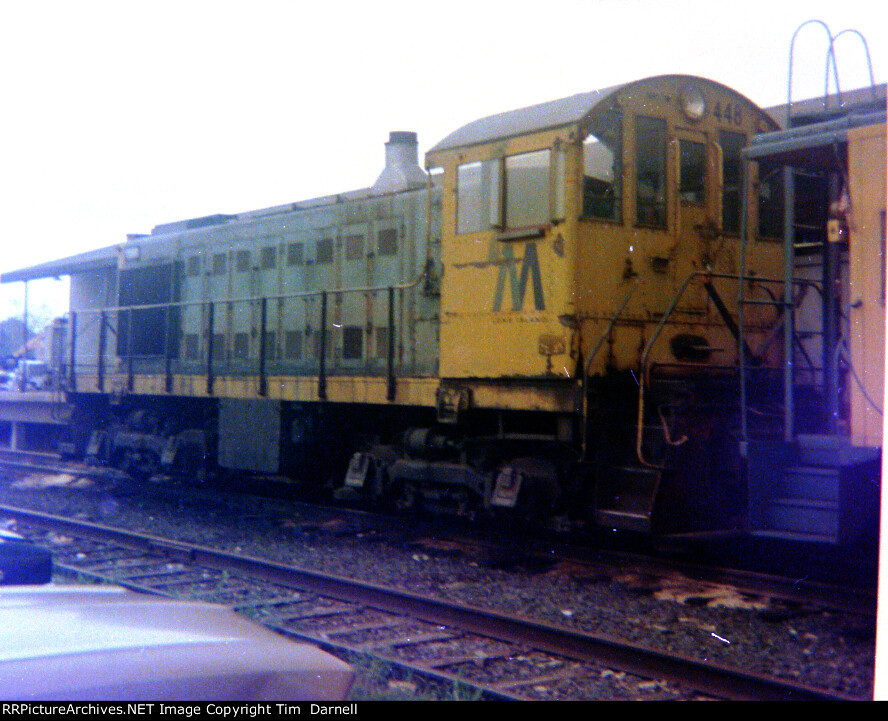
[[757, 167, 783, 239], [504, 149, 551, 230], [582, 108, 622, 222], [720, 130, 746, 235], [457, 160, 497, 234], [456, 150, 551, 234]]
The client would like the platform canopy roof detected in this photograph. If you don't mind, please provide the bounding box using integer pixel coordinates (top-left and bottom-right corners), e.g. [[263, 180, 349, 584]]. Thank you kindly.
[[1, 244, 119, 284], [744, 108, 886, 168]]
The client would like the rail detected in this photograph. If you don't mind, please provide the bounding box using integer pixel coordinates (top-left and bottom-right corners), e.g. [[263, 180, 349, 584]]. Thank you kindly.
[[0, 503, 863, 701]]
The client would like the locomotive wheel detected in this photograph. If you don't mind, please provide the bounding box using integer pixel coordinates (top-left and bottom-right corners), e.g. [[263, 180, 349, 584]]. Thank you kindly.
[[455, 488, 478, 521], [118, 448, 160, 481], [394, 482, 419, 513]]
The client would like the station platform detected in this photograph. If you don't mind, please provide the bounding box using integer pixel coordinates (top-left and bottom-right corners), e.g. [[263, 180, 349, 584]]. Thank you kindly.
[[0, 390, 71, 453]]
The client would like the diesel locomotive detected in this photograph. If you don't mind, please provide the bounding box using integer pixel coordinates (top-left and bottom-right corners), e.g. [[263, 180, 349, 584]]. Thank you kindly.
[[3, 69, 885, 548]]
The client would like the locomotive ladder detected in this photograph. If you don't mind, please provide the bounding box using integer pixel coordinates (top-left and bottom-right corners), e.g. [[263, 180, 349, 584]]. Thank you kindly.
[[737, 23, 882, 544]]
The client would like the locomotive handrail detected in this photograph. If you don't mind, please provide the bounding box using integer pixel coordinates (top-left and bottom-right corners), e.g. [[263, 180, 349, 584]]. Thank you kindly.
[[827, 29, 877, 105], [583, 279, 642, 382], [787, 21, 876, 127], [747, 279, 825, 372], [638, 271, 767, 378], [635, 270, 791, 468], [635, 271, 706, 468], [67, 270, 429, 315], [787, 20, 841, 125], [580, 278, 641, 461], [65, 269, 429, 395]]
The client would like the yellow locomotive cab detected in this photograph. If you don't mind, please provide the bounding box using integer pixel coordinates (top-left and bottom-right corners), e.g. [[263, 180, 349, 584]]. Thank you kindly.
[[426, 75, 781, 391]]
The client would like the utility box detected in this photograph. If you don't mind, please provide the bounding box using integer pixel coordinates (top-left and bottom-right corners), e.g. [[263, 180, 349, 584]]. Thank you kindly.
[[218, 398, 280, 473]]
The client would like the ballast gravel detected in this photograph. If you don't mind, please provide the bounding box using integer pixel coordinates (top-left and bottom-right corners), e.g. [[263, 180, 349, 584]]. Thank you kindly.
[[0, 472, 876, 700]]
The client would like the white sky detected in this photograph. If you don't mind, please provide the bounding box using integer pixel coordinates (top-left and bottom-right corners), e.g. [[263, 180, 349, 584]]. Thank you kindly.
[[0, 0, 885, 317]]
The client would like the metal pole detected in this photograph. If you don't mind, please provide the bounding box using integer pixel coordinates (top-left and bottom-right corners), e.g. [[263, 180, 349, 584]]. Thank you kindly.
[[318, 292, 327, 400], [22, 282, 28, 347], [259, 297, 267, 397], [737, 161, 749, 455], [165, 305, 173, 393], [206, 302, 215, 395], [97, 311, 106, 392], [824, 173, 842, 433], [19, 282, 29, 391], [68, 311, 77, 391], [782, 166, 796, 443], [126, 309, 134, 392], [387, 286, 396, 401]]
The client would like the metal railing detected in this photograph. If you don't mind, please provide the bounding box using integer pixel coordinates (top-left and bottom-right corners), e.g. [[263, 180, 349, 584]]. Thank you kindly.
[[787, 20, 877, 127], [635, 270, 791, 468], [64, 270, 434, 402]]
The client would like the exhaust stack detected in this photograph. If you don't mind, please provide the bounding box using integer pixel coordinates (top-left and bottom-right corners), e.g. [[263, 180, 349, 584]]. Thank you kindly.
[[371, 131, 427, 195]]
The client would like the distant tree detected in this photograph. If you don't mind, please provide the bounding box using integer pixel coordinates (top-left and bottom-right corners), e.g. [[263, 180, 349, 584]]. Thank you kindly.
[[0, 317, 28, 365], [1, 278, 69, 344]]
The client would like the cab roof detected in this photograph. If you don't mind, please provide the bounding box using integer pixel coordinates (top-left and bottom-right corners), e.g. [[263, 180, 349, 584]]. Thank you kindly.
[[428, 84, 621, 154], [427, 74, 770, 155]]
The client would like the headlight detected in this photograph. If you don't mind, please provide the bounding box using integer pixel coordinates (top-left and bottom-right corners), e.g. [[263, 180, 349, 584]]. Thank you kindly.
[[680, 85, 706, 121]]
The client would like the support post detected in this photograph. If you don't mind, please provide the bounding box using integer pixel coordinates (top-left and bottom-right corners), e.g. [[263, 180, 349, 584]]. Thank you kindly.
[[259, 297, 268, 397], [782, 166, 796, 443], [97, 311, 106, 392], [318, 292, 327, 400], [126, 309, 134, 392], [387, 286, 396, 401], [206, 302, 215, 395], [165, 305, 173, 393], [68, 311, 77, 392]]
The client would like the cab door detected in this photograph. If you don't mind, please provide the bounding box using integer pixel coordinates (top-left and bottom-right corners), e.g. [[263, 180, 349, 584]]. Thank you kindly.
[[672, 126, 717, 309]]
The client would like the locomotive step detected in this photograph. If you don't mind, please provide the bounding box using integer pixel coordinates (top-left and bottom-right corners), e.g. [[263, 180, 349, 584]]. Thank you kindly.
[[759, 496, 839, 542], [595, 508, 652, 534], [751, 457, 841, 542], [795, 434, 881, 467], [594, 466, 660, 533], [777, 465, 839, 502]]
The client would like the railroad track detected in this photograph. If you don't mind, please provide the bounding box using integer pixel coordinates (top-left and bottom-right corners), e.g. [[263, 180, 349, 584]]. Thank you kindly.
[[1, 448, 875, 615], [0, 503, 863, 701], [0, 449, 128, 486], [1, 449, 876, 587]]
